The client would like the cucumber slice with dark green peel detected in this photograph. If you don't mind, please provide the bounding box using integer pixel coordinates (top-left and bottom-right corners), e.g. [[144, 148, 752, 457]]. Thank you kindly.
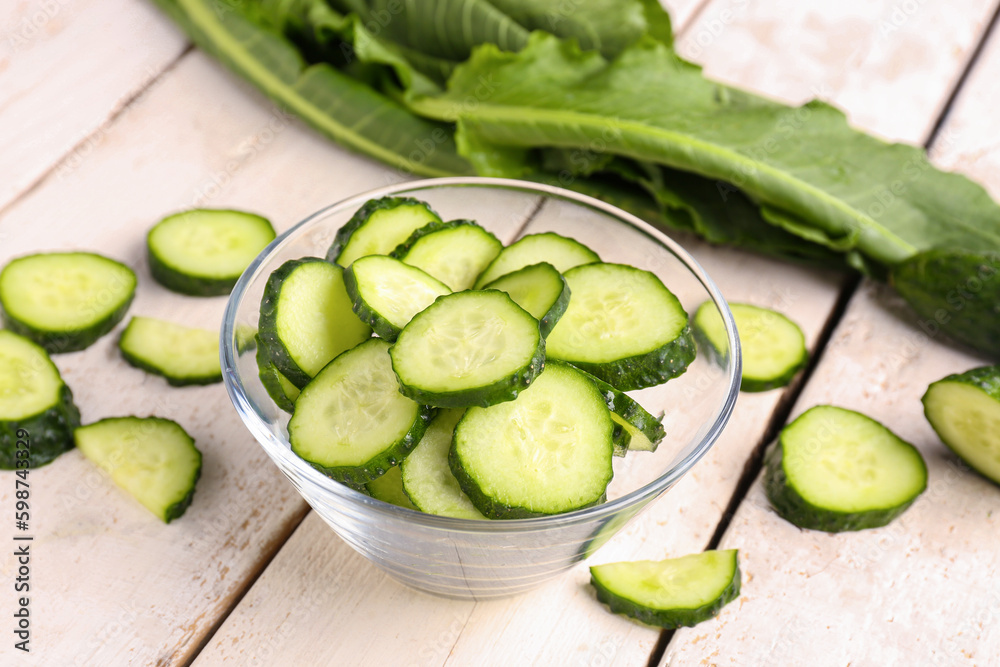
[[327, 197, 443, 267], [450, 363, 614, 519], [289, 339, 433, 485], [401, 408, 486, 520], [255, 336, 299, 413], [390, 290, 545, 408], [482, 262, 570, 338], [473, 231, 600, 288], [570, 363, 666, 455], [923, 365, 1000, 486], [258, 258, 371, 389], [147, 209, 276, 296], [0, 252, 137, 353], [390, 220, 502, 291], [119, 316, 222, 386], [344, 255, 451, 341], [590, 550, 741, 629], [765, 406, 927, 532], [73, 417, 202, 523], [366, 465, 417, 510], [0, 330, 80, 469], [694, 301, 807, 392], [546, 263, 695, 390]]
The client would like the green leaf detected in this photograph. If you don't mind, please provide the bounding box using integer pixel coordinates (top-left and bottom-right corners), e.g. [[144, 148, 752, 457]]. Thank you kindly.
[[411, 34, 1000, 268], [152, 0, 472, 177]]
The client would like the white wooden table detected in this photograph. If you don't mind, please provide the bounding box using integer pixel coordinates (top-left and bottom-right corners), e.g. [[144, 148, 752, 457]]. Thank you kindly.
[[1, 1, 998, 664]]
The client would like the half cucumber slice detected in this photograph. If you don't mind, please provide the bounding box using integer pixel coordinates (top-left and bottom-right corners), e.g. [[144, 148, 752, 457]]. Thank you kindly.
[[571, 363, 666, 456], [450, 363, 614, 519], [73, 416, 202, 523], [391, 220, 502, 291], [694, 301, 807, 392], [258, 257, 371, 389], [289, 339, 433, 485], [147, 209, 275, 296], [119, 316, 222, 386], [482, 262, 570, 338], [0, 330, 80, 469], [765, 405, 927, 532], [546, 263, 695, 390], [255, 336, 299, 413], [0, 252, 136, 353], [344, 255, 451, 341], [473, 231, 600, 288], [590, 550, 741, 629], [923, 365, 1000, 486], [327, 197, 443, 267], [390, 290, 544, 408]]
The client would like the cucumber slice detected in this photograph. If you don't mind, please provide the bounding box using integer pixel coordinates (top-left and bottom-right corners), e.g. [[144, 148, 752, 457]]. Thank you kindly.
[[450, 363, 614, 518], [546, 263, 695, 390], [571, 363, 666, 456], [391, 220, 502, 291], [0, 252, 137, 353], [344, 255, 451, 341], [401, 409, 486, 520], [923, 365, 1000, 486], [765, 405, 927, 532], [327, 197, 443, 267], [482, 262, 570, 338], [0, 330, 80, 469], [258, 258, 372, 389], [288, 339, 433, 485], [73, 417, 202, 523], [118, 316, 222, 386], [390, 290, 545, 408], [365, 465, 418, 510], [590, 550, 741, 629], [694, 301, 807, 392], [255, 336, 299, 413], [147, 209, 276, 296], [473, 231, 600, 288]]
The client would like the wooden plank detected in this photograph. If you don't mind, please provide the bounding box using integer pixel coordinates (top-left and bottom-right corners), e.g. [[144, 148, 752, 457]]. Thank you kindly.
[[0, 0, 188, 212], [665, 17, 1000, 666], [0, 47, 419, 665], [193, 1, 993, 666]]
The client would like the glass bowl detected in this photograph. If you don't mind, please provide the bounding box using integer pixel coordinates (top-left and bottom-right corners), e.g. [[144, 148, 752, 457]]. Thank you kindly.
[[221, 177, 741, 600]]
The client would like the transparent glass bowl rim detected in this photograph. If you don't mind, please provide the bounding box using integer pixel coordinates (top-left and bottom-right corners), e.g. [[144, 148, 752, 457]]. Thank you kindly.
[[221, 176, 741, 535]]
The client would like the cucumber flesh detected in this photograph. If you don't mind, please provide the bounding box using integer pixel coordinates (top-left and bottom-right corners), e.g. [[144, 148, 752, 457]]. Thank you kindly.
[[390, 290, 544, 408], [0, 330, 80, 469], [258, 258, 372, 389], [546, 263, 695, 390], [473, 231, 600, 288], [288, 339, 432, 485], [366, 465, 418, 510], [401, 409, 485, 520], [73, 417, 202, 523], [391, 220, 502, 291], [328, 197, 443, 267], [590, 550, 741, 629], [147, 209, 276, 296], [694, 301, 807, 392], [119, 316, 222, 386], [482, 262, 570, 338], [0, 252, 136, 353], [765, 405, 927, 532], [450, 363, 614, 518], [344, 255, 451, 341], [923, 366, 1000, 485]]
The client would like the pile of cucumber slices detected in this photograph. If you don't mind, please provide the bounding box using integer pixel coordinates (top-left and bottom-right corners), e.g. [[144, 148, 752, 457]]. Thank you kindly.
[[256, 196, 694, 519]]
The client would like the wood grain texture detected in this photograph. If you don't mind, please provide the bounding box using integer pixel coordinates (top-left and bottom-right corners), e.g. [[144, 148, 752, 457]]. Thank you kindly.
[[0, 48, 412, 665], [0, 0, 188, 212], [665, 12, 1000, 667]]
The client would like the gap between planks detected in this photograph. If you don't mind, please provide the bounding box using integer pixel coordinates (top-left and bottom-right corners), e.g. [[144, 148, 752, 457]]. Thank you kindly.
[[647, 4, 1000, 665]]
